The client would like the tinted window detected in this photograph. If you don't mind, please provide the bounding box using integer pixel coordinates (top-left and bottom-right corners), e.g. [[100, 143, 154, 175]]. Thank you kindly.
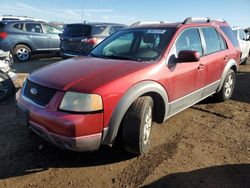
[[176, 28, 202, 55], [13, 23, 24, 30], [220, 26, 239, 47], [202, 28, 221, 54], [43, 24, 61, 34], [91, 25, 107, 35], [62, 24, 91, 37], [25, 23, 42, 33]]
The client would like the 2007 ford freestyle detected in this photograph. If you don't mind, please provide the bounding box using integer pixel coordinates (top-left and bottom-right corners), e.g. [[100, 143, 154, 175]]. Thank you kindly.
[[16, 17, 240, 155]]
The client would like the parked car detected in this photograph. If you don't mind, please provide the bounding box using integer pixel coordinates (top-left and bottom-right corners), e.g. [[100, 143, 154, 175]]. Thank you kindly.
[[0, 20, 62, 62], [232, 26, 250, 64], [16, 17, 240, 155], [0, 15, 46, 22], [60, 22, 127, 58]]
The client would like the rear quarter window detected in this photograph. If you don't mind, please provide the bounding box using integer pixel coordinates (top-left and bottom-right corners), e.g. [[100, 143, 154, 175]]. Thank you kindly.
[[220, 26, 239, 47], [91, 26, 107, 35], [13, 23, 24, 30]]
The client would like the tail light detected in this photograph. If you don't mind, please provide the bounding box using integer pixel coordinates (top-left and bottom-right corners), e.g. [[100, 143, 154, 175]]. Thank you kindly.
[[81, 38, 97, 45], [0, 32, 8, 39]]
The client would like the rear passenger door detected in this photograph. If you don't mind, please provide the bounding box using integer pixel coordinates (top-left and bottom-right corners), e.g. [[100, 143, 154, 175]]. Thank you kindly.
[[24, 23, 49, 50], [200, 27, 228, 95]]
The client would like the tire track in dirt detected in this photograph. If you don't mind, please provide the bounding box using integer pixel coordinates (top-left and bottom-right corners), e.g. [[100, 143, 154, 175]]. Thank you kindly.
[[114, 134, 181, 188]]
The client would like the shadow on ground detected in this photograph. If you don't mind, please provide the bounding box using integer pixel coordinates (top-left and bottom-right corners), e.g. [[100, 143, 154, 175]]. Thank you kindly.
[[13, 54, 62, 74], [144, 164, 250, 188], [0, 95, 134, 180]]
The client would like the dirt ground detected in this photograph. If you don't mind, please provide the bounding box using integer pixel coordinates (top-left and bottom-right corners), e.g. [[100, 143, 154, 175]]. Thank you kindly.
[[0, 56, 249, 188]]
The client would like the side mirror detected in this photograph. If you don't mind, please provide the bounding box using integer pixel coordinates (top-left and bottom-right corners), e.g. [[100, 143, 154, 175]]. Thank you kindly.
[[177, 50, 200, 63]]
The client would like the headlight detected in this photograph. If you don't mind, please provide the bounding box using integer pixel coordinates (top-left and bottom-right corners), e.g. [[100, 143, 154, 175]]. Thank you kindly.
[[59, 91, 103, 112]]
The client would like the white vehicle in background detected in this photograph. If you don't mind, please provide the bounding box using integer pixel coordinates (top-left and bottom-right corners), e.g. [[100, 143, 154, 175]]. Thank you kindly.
[[0, 15, 46, 22], [232, 26, 250, 64]]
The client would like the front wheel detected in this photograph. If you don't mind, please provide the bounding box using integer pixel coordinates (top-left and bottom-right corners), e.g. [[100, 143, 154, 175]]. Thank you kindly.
[[213, 69, 235, 102], [0, 72, 14, 101], [122, 96, 154, 155]]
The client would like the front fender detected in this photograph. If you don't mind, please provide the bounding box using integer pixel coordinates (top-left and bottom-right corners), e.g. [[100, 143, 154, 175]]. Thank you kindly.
[[102, 81, 169, 145]]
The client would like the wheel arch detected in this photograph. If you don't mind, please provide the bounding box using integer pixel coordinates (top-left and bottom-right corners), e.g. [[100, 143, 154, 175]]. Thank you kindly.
[[217, 59, 238, 92], [102, 81, 169, 145], [12, 43, 33, 53]]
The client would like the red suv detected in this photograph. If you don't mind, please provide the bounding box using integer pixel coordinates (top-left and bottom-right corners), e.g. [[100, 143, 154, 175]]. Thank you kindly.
[[16, 17, 241, 155]]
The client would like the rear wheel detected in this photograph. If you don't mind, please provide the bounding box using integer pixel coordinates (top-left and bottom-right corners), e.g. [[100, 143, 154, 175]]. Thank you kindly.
[[213, 69, 235, 102], [122, 96, 154, 155], [13, 45, 31, 62], [0, 72, 14, 101]]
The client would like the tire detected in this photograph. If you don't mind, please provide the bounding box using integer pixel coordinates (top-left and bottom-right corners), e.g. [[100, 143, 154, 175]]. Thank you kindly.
[[122, 96, 154, 155], [0, 72, 14, 101], [213, 69, 235, 102], [241, 58, 247, 65], [13, 45, 31, 62]]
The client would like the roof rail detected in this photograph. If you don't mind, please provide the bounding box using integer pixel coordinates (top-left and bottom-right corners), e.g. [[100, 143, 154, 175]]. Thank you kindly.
[[130, 21, 166, 27], [211, 18, 226, 23], [183, 17, 212, 24]]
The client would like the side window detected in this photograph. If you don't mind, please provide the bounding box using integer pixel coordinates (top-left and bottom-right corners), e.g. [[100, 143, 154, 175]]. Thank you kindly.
[[201, 28, 221, 54], [175, 28, 203, 55], [239, 29, 246, 40], [13, 23, 23, 30], [43, 24, 61, 34], [25, 23, 43, 33]]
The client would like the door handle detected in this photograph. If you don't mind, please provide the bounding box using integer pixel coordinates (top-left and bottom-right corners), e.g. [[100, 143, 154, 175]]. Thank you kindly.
[[28, 35, 32, 38], [198, 64, 204, 70]]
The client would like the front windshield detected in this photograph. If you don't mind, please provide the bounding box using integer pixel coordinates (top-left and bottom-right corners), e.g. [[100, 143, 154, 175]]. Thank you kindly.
[[90, 28, 176, 62]]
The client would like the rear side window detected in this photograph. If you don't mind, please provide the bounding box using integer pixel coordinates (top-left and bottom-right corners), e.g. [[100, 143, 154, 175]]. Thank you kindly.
[[175, 28, 203, 55], [62, 24, 91, 37], [219, 33, 227, 50], [43, 24, 61, 34], [91, 26, 107, 35], [201, 28, 221, 54], [239, 29, 246, 40], [220, 26, 239, 47], [13, 23, 24, 30], [25, 23, 43, 33]]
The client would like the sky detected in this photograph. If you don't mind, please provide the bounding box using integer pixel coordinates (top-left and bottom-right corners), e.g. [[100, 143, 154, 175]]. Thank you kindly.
[[0, 0, 250, 27]]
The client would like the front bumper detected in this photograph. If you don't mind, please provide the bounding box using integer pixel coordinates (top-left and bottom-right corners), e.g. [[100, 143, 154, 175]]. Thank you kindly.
[[30, 121, 102, 151], [16, 90, 104, 152]]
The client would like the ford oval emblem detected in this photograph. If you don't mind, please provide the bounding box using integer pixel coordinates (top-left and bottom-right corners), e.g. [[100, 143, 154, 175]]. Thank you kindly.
[[30, 88, 38, 95]]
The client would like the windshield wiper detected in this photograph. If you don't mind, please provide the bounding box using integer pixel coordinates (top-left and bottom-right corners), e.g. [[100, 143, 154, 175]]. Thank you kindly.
[[103, 55, 142, 62]]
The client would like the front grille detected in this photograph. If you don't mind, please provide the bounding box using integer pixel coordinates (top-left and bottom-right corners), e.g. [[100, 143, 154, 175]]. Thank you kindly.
[[22, 80, 57, 107]]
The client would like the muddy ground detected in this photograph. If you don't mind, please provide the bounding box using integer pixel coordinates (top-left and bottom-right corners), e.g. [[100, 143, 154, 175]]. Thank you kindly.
[[0, 56, 249, 188]]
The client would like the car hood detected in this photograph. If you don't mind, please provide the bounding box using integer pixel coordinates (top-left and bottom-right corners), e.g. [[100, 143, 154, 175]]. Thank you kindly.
[[28, 56, 151, 92]]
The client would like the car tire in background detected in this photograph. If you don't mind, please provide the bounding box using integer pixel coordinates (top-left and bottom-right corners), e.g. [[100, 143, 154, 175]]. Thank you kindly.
[[213, 69, 236, 102], [0, 72, 14, 101], [122, 96, 154, 155], [13, 44, 31, 63]]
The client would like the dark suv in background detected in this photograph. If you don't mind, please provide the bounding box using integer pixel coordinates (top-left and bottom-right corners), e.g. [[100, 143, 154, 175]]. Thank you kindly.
[[59, 22, 127, 58], [0, 20, 62, 62]]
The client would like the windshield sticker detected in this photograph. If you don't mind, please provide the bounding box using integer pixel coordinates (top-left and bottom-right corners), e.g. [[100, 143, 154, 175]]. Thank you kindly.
[[146, 29, 166, 34]]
